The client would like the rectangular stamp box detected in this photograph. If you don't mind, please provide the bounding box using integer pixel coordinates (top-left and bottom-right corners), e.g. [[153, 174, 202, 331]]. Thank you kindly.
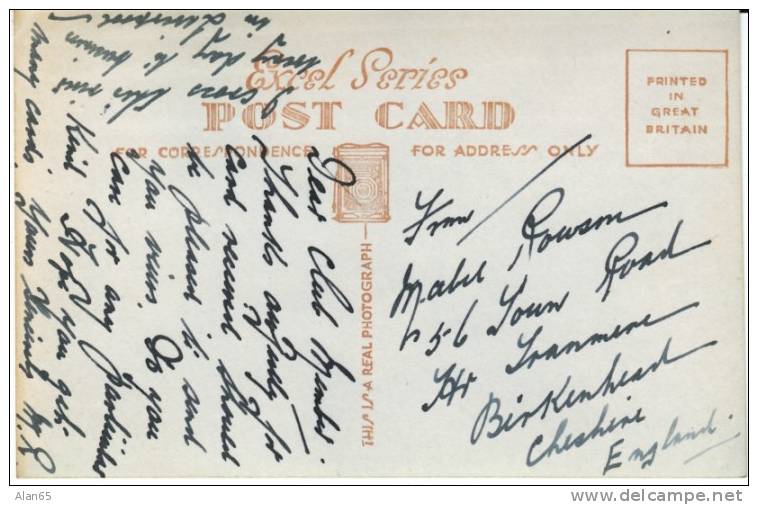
[[625, 49, 729, 167]]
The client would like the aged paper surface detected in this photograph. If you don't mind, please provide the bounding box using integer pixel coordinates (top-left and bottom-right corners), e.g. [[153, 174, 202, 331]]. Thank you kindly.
[[12, 10, 745, 478]]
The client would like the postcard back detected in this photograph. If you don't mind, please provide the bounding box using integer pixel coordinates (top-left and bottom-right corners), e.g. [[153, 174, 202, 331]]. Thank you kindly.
[[12, 10, 746, 478]]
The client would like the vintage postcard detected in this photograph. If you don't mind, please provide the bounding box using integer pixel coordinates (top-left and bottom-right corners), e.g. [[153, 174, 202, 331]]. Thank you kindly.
[[12, 10, 745, 478]]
